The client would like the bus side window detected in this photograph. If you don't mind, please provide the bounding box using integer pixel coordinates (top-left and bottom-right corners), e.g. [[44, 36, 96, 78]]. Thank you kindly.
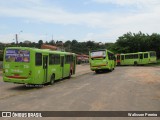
[[113, 56, 116, 61], [112, 54, 115, 60], [49, 54, 54, 65], [35, 53, 42, 66], [121, 55, 124, 60], [134, 54, 138, 59], [66, 55, 73, 64], [108, 52, 113, 60], [55, 55, 60, 64], [49, 54, 60, 65], [144, 53, 148, 58], [140, 54, 143, 59]]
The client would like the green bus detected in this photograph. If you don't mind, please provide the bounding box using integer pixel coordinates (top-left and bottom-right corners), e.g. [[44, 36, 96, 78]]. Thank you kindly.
[[89, 49, 115, 73], [3, 47, 76, 85], [116, 51, 157, 66]]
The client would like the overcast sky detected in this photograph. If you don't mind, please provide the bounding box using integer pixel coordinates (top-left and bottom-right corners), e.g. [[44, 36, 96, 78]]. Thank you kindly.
[[0, 0, 160, 43]]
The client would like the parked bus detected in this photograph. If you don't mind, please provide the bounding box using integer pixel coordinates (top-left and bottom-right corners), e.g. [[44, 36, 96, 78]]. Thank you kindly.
[[3, 47, 76, 85], [116, 51, 157, 66], [89, 49, 115, 73]]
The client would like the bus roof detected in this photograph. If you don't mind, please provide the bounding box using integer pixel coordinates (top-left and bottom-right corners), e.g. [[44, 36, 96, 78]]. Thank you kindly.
[[5, 47, 75, 55], [120, 51, 152, 55], [90, 49, 114, 54]]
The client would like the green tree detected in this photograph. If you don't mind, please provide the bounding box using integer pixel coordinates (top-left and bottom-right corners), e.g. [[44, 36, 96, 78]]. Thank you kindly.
[[38, 40, 43, 48], [49, 40, 55, 45]]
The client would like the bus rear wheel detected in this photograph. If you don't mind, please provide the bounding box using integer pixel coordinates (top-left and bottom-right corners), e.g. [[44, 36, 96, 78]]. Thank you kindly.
[[50, 74, 55, 85], [134, 61, 137, 66], [110, 68, 113, 72], [95, 70, 99, 74]]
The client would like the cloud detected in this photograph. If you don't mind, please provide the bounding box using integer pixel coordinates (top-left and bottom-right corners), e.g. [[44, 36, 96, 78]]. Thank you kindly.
[[0, 33, 73, 43], [0, 0, 160, 43], [0, 0, 159, 27], [0, 34, 15, 43], [0, 25, 8, 30], [0, 33, 40, 43], [92, 0, 160, 7], [0, 5, 108, 27]]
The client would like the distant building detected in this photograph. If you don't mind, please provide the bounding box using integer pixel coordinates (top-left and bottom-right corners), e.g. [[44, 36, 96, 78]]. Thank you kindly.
[[41, 44, 66, 51], [98, 42, 104, 45], [93, 41, 104, 45], [23, 40, 31, 44], [77, 54, 89, 64], [41, 44, 58, 50]]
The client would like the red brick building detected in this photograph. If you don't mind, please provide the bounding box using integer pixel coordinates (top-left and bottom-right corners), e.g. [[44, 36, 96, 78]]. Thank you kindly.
[[77, 54, 89, 64], [41, 44, 58, 50]]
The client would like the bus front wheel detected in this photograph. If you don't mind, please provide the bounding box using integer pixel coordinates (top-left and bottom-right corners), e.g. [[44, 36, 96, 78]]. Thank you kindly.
[[50, 74, 55, 85]]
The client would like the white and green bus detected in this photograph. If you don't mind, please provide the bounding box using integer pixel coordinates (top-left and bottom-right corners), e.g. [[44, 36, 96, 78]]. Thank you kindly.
[[116, 51, 157, 66], [3, 47, 76, 85], [89, 49, 115, 73]]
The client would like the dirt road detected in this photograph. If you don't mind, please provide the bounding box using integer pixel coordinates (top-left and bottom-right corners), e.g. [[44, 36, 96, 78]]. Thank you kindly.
[[0, 64, 91, 100], [0, 65, 160, 119]]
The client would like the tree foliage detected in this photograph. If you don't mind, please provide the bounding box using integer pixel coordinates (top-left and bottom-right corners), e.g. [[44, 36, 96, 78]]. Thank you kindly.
[[114, 32, 160, 58], [0, 31, 160, 61]]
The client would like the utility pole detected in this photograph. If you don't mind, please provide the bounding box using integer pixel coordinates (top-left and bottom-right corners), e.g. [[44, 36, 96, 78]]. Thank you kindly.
[[15, 34, 18, 45], [15, 30, 23, 46]]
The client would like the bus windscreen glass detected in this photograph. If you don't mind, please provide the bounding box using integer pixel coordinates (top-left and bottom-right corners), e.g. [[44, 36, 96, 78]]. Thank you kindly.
[[91, 51, 106, 58], [150, 52, 156, 57]]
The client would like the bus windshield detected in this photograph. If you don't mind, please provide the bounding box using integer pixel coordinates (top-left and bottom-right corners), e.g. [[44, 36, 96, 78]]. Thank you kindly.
[[91, 51, 106, 58], [150, 52, 156, 57], [5, 49, 30, 62]]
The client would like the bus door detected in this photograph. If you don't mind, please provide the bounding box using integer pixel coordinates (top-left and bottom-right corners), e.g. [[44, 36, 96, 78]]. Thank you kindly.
[[61, 56, 64, 78], [139, 53, 143, 64], [121, 55, 124, 65], [43, 55, 48, 83]]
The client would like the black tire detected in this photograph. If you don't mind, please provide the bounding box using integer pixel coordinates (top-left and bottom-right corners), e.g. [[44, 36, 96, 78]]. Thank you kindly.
[[50, 74, 55, 85], [109, 65, 113, 72], [110, 68, 113, 72], [95, 70, 99, 74], [134, 61, 137, 66]]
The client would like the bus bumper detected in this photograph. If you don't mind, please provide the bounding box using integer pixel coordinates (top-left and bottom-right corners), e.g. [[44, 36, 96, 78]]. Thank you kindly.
[[90, 66, 110, 71], [3, 77, 32, 84]]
